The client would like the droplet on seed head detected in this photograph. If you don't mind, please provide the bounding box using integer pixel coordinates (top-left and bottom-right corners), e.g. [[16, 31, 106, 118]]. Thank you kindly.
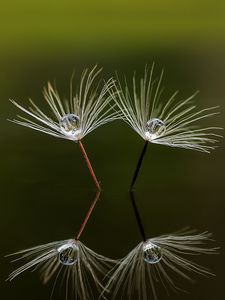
[[143, 241, 162, 264], [58, 242, 79, 266], [145, 118, 166, 140], [59, 114, 80, 136]]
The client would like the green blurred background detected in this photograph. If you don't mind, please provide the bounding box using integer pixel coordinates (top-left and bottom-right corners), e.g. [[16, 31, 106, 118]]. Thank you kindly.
[[1, 0, 225, 299]]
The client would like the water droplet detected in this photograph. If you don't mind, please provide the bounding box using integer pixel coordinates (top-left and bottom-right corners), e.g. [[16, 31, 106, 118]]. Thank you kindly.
[[58, 242, 79, 266], [143, 241, 162, 264], [146, 118, 166, 138], [59, 114, 80, 135]]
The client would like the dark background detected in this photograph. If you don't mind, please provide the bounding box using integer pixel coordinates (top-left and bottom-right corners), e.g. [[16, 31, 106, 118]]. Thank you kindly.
[[1, 1, 225, 299]]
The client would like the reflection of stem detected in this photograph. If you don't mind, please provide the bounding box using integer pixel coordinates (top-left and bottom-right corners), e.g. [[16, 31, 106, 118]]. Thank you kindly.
[[76, 191, 101, 240], [78, 140, 101, 191], [130, 141, 148, 191], [130, 191, 146, 241]]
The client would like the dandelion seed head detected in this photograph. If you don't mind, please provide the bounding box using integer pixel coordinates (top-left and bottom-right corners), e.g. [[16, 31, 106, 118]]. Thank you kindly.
[[145, 118, 166, 141], [9, 66, 119, 141], [112, 65, 222, 152], [57, 240, 79, 266], [143, 240, 162, 264]]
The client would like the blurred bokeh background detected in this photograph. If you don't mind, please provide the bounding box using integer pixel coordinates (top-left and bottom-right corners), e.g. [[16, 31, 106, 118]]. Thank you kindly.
[[1, 0, 225, 299]]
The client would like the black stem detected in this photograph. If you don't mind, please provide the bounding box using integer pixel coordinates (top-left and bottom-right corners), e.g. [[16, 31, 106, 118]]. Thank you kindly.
[[130, 141, 149, 191], [130, 191, 146, 241]]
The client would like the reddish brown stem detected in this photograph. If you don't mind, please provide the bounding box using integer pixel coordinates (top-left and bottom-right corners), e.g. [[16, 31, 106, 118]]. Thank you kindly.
[[78, 140, 101, 191], [76, 191, 101, 240]]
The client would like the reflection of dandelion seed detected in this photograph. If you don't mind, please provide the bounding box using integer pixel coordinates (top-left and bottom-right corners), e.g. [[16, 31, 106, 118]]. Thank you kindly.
[[7, 239, 115, 300], [111, 65, 222, 190], [102, 230, 218, 300], [9, 66, 118, 190], [7, 192, 116, 299]]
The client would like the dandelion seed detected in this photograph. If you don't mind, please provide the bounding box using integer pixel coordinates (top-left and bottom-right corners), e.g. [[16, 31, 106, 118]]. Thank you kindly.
[[9, 66, 118, 190], [102, 230, 218, 300], [10, 66, 117, 141], [112, 65, 222, 190], [7, 238, 115, 300], [113, 65, 221, 151]]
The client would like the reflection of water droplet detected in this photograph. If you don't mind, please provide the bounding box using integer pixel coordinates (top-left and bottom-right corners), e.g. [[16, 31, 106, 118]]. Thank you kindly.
[[58, 242, 79, 266], [59, 114, 80, 135], [143, 241, 162, 264], [146, 118, 166, 138]]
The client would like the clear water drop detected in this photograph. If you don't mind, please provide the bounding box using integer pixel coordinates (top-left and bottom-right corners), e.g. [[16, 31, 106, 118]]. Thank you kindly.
[[146, 118, 166, 137], [143, 241, 162, 264], [57, 242, 79, 266], [59, 114, 80, 135]]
